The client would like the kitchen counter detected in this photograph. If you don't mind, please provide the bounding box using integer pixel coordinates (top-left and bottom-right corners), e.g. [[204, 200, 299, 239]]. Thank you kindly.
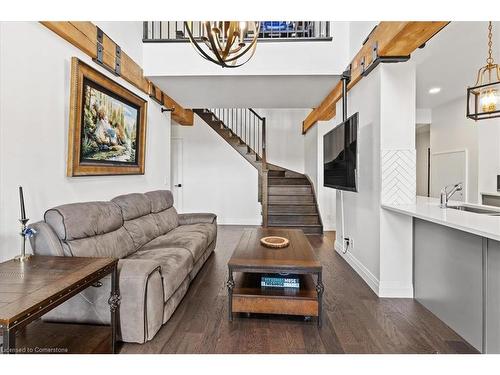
[[481, 191, 500, 197], [383, 195, 500, 353], [382, 196, 500, 242]]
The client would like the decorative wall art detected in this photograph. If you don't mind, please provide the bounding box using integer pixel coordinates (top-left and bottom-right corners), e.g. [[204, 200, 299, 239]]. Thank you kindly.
[[67, 58, 147, 176]]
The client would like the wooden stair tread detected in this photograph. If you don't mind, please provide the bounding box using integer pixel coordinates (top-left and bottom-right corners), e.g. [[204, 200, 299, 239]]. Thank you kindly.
[[268, 184, 310, 187], [268, 203, 316, 206], [196, 109, 323, 234], [268, 178, 308, 181]]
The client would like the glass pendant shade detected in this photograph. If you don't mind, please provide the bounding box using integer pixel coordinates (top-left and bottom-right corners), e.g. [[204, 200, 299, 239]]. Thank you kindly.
[[479, 87, 499, 112], [184, 21, 260, 68]]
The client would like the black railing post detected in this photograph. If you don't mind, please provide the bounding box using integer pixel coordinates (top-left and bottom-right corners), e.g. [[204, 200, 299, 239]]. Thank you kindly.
[[262, 117, 267, 170], [143, 22, 148, 40]]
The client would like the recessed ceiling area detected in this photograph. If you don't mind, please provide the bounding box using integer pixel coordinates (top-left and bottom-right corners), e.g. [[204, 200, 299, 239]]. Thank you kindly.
[[414, 21, 500, 109], [148, 75, 340, 108]]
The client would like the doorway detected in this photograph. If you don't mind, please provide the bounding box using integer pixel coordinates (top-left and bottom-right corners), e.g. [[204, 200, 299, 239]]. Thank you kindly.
[[171, 138, 184, 212], [416, 124, 430, 197]]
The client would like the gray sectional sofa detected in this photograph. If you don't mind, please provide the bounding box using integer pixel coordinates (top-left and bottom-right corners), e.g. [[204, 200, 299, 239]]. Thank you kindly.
[[29, 190, 217, 343]]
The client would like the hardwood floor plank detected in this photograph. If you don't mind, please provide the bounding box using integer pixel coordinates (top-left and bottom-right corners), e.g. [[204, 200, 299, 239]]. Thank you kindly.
[[115, 226, 478, 354]]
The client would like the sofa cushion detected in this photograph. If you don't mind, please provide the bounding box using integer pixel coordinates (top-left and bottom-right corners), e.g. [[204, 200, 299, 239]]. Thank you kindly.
[[112, 193, 151, 221], [141, 223, 216, 262], [45, 201, 123, 241], [145, 190, 174, 212], [112, 192, 160, 251], [65, 226, 135, 258], [122, 215, 160, 251], [44, 201, 135, 259], [127, 248, 193, 302], [152, 207, 179, 235]]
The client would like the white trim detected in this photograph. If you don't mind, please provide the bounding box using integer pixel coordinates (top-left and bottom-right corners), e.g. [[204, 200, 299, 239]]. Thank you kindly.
[[378, 281, 414, 298], [334, 241, 380, 295], [334, 241, 414, 298], [216, 218, 262, 226]]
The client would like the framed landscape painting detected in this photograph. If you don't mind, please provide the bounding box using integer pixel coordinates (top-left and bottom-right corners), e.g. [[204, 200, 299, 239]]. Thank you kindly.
[[67, 57, 147, 176]]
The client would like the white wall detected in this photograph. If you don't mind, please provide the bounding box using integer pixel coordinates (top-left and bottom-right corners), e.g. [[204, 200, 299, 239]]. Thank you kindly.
[[431, 98, 479, 203], [143, 22, 350, 77], [171, 115, 261, 225], [478, 120, 500, 195], [416, 108, 432, 125], [255, 108, 309, 173], [311, 63, 416, 297], [303, 123, 338, 230], [303, 125, 318, 191], [431, 97, 500, 203], [378, 63, 416, 298], [0, 22, 171, 261], [348, 21, 378, 61], [333, 67, 382, 285]]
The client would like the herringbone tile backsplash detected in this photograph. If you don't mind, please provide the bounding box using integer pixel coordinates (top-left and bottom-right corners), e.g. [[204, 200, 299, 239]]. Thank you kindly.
[[381, 150, 416, 205]]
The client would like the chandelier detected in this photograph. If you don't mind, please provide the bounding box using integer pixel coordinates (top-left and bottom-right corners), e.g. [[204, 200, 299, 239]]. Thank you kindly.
[[467, 21, 500, 120], [184, 21, 260, 68]]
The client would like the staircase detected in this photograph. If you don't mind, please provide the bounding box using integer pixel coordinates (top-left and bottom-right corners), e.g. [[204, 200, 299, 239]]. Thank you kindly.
[[194, 108, 323, 235]]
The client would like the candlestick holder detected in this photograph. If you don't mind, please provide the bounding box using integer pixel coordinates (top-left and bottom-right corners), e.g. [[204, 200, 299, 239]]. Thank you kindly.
[[15, 218, 32, 262]]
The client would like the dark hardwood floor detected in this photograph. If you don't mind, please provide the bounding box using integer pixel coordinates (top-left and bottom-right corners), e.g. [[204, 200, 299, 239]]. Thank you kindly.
[[120, 225, 478, 354]]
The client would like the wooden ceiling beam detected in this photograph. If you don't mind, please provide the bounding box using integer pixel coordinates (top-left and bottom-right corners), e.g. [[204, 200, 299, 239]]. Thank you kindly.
[[302, 21, 449, 133], [40, 21, 194, 126]]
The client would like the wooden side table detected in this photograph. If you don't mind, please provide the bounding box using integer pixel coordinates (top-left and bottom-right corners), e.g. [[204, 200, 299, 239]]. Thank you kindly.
[[0, 256, 119, 354]]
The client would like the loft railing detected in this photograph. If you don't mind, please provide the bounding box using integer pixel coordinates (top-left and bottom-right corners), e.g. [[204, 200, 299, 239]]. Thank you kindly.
[[143, 21, 331, 42], [207, 108, 267, 169]]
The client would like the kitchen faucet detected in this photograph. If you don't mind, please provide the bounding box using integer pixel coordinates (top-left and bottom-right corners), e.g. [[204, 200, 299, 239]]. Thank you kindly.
[[440, 182, 463, 208]]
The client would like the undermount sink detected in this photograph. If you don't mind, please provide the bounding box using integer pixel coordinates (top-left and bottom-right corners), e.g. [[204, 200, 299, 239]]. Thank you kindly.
[[447, 204, 500, 215]]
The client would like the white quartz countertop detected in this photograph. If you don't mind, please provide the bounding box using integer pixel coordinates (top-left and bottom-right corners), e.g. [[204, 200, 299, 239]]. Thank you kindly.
[[382, 196, 500, 242]]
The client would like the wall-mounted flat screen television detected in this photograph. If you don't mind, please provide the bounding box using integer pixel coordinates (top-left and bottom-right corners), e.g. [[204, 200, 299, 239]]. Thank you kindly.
[[323, 112, 358, 192]]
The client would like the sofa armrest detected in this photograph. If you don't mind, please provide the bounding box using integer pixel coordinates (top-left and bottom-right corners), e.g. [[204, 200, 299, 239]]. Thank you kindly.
[[29, 221, 64, 256], [178, 213, 217, 225], [118, 259, 164, 343]]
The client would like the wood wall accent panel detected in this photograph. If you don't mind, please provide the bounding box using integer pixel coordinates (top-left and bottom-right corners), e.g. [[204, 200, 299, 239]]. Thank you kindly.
[[40, 21, 194, 126], [302, 21, 449, 133]]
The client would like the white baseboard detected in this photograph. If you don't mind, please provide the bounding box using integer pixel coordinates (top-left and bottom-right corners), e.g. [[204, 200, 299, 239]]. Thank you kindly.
[[334, 241, 380, 295], [322, 221, 336, 232], [378, 281, 414, 298], [217, 217, 262, 226], [334, 241, 414, 298]]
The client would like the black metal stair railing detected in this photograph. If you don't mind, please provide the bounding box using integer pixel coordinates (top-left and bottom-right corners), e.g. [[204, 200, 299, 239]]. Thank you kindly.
[[207, 108, 267, 170]]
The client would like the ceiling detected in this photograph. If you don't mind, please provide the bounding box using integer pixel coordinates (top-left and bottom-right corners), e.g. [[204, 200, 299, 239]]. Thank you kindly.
[[149, 75, 340, 108], [149, 22, 499, 111], [414, 21, 500, 109]]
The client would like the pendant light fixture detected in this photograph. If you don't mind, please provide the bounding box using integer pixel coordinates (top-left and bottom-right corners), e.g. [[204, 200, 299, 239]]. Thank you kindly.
[[184, 21, 260, 68], [467, 22, 500, 120]]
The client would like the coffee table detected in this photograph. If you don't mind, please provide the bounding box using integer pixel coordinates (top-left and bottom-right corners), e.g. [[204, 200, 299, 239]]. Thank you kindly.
[[227, 228, 324, 326]]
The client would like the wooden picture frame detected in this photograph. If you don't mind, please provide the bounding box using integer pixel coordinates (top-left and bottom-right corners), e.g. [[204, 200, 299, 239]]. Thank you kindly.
[[67, 57, 147, 176]]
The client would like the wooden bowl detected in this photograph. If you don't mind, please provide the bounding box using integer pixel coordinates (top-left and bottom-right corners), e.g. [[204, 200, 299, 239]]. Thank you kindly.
[[260, 236, 290, 249]]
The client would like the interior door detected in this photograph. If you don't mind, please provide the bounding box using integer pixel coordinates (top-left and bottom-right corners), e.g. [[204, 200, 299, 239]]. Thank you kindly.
[[171, 138, 183, 212]]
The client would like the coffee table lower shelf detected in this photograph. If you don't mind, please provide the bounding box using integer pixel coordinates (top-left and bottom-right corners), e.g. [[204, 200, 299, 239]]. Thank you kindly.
[[230, 273, 319, 319]]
